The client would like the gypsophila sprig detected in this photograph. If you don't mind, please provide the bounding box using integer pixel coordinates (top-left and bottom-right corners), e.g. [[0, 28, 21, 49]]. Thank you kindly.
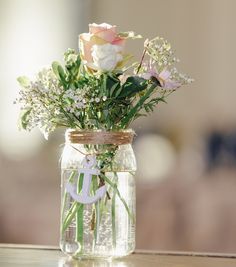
[[16, 23, 193, 137]]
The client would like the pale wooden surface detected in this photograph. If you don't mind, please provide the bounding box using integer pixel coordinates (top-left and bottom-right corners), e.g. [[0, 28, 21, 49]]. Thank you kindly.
[[0, 244, 236, 267]]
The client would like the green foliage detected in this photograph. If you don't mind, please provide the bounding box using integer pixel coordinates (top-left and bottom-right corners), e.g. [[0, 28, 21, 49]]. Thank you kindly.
[[118, 31, 142, 39], [17, 76, 30, 88], [120, 82, 158, 128], [20, 109, 31, 130], [143, 96, 167, 113], [64, 49, 81, 87], [118, 76, 148, 99], [16, 47, 180, 135], [105, 74, 121, 97], [52, 50, 81, 90], [52, 61, 67, 89]]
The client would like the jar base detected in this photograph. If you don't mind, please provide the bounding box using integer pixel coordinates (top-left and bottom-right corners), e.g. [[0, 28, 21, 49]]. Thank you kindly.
[[60, 242, 135, 259]]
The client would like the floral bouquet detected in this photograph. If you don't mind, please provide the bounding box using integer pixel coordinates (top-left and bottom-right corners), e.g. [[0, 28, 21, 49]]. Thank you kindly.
[[16, 23, 192, 259]]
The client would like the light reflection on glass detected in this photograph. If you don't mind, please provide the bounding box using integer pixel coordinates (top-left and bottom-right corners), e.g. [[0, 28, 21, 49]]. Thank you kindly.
[[58, 257, 134, 267]]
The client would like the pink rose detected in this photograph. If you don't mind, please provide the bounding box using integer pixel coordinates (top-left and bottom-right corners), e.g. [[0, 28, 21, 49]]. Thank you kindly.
[[79, 23, 125, 72]]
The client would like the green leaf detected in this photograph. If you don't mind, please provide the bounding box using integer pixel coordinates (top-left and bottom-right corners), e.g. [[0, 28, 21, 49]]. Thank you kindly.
[[110, 83, 120, 97], [134, 113, 147, 119], [52, 61, 60, 78], [20, 109, 31, 129], [114, 86, 123, 97], [58, 65, 66, 83], [158, 97, 167, 104], [17, 76, 30, 88], [106, 74, 121, 97], [52, 62, 67, 88], [118, 76, 148, 99]]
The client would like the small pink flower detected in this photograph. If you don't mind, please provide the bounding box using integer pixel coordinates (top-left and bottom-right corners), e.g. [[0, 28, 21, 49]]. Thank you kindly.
[[142, 68, 181, 90], [158, 69, 181, 89]]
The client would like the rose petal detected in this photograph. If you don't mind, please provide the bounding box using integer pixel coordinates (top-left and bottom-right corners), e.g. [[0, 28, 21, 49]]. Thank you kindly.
[[79, 23, 126, 72], [79, 34, 107, 64], [95, 29, 117, 42], [90, 35, 107, 45], [89, 23, 117, 42], [89, 23, 116, 33], [112, 36, 126, 47], [79, 33, 93, 63]]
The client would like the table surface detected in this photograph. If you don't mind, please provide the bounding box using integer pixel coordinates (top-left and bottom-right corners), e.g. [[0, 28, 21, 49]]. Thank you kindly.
[[1, 244, 236, 267]]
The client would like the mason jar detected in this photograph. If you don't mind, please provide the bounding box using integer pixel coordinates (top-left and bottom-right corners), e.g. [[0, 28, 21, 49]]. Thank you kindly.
[[60, 129, 137, 259]]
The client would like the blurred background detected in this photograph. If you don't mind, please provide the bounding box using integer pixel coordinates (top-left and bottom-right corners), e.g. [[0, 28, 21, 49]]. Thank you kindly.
[[1, 0, 236, 253]]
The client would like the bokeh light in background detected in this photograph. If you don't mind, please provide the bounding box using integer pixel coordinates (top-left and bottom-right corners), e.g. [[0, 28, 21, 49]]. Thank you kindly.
[[0, 0, 91, 159], [134, 134, 176, 182], [1, 0, 236, 253]]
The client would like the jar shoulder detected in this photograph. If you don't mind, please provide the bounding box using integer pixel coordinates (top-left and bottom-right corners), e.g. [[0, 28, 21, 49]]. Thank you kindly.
[[61, 144, 137, 171]]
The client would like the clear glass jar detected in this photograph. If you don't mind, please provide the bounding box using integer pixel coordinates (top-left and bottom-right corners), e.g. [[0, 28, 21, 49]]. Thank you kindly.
[[60, 129, 137, 259]]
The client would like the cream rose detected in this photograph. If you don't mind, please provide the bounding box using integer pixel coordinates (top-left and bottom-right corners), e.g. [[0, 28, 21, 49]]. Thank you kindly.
[[79, 23, 125, 72], [91, 43, 123, 71]]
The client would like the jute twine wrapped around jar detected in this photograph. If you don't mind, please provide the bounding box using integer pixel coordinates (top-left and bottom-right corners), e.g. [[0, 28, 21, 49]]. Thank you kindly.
[[66, 129, 135, 145]]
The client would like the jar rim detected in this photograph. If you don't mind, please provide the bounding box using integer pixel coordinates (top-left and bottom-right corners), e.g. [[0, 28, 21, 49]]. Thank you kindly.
[[65, 129, 135, 145]]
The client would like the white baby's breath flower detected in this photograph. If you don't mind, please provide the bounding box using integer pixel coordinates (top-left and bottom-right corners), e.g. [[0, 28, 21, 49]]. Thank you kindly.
[[76, 102, 84, 108]]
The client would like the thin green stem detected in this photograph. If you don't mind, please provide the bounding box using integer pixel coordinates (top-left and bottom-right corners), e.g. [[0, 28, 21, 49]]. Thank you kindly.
[[101, 173, 135, 224], [128, 171, 136, 176], [60, 170, 76, 234], [112, 172, 118, 248], [91, 175, 99, 245], [60, 107, 80, 128], [120, 82, 158, 128], [136, 47, 147, 74], [76, 173, 84, 246], [112, 194, 116, 248], [62, 202, 82, 233]]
